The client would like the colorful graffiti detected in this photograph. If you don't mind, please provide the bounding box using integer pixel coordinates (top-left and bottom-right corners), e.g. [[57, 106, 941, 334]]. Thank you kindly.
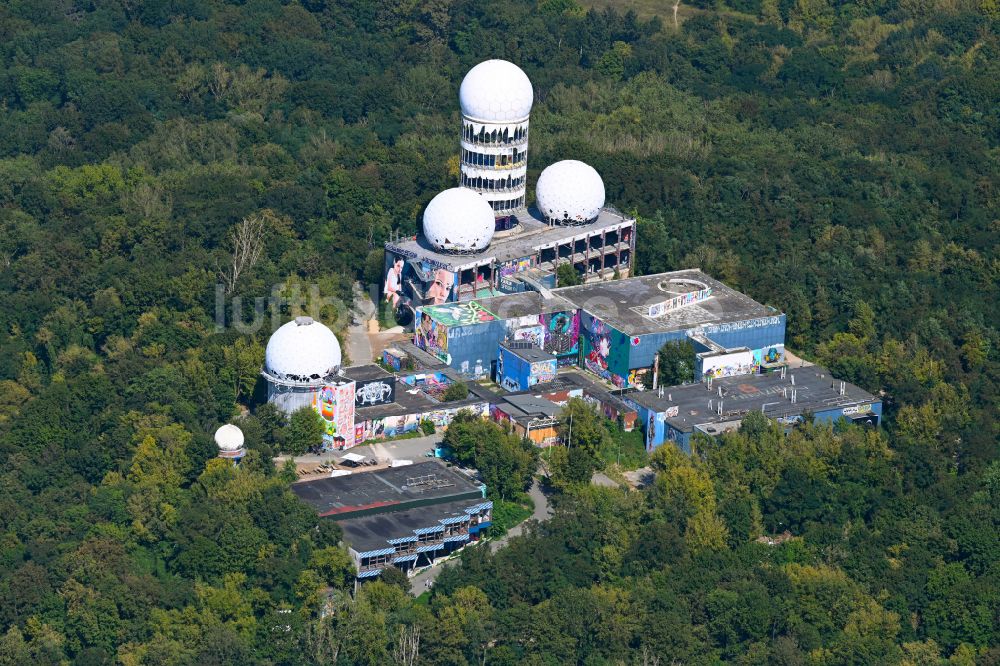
[[647, 287, 712, 317], [512, 324, 545, 348], [356, 403, 489, 443], [498, 256, 532, 277], [752, 344, 785, 367], [421, 300, 497, 326], [414, 310, 450, 362], [701, 350, 757, 379], [530, 359, 557, 386], [312, 382, 355, 448], [583, 316, 630, 387], [542, 310, 580, 359]]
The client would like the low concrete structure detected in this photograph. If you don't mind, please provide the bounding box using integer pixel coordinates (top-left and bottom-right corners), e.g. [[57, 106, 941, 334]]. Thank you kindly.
[[291, 461, 492, 578], [624, 365, 882, 452]]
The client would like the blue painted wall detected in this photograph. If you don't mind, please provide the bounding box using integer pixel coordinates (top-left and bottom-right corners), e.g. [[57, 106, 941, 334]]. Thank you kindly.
[[446, 319, 507, 378], [497, 346, 531, 392]]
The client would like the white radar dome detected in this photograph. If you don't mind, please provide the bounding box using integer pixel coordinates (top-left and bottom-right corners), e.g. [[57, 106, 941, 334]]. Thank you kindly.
[[535, 160, 606, 225], [460, 60, 533, 122], [264, 317, 342, 383], [423, 188, 496, 252], [214, 424, 245, 452]]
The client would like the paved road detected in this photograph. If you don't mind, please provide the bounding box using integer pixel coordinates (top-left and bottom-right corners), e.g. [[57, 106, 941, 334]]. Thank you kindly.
[[408, 477, 552, 595], [345, 281, 375, 366]]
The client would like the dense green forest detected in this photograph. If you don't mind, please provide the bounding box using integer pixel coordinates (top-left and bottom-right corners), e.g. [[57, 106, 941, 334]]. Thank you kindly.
[[0, 0, 996, 663]]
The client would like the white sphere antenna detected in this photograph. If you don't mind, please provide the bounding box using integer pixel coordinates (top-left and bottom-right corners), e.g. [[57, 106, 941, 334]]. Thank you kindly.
[[423, 188, 496, 253], [459, 60, 533, 122], [263, 317, 342, 384], [535, 160, 606, 225], [458, 60, 533, 215], [214, 424, 246, 459]]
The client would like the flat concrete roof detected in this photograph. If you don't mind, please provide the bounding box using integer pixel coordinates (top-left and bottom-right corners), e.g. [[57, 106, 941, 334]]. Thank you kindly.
[[386, 205, 634, 271], [290, 460, 482, 519], [497, 393, 562, 421], [341, 364, 394, 382], [392, 341, 449, 371], [552, 269, 779, 337], [501, 342, 555, 364], [339, 497, 487, 554], [474, 291, 576, 320], [626, 366, 879, 433]]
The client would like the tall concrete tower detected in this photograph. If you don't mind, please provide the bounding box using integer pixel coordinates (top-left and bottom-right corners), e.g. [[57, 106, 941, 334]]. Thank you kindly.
[[458, 60, 533, 219]]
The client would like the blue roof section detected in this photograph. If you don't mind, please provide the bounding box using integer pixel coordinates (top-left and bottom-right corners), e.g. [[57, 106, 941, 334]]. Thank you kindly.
[[444, 533, 471, 544], [387, 536, 418, 545], [417, 543, 445, 553], [339, 498, 491, 554], [414, 525, 446, 535], [357, 569, 382, 578], [357, 546, 396, 558], [392, 554, 419, 563]]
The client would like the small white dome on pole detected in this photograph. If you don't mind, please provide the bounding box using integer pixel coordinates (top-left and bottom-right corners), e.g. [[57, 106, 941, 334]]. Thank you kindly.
[[535, 160, 606, 225], [423, 188, 496, 252], [263, 317, 342, 385], [459, 60, 533, 122], [214, 424, 246, 459]]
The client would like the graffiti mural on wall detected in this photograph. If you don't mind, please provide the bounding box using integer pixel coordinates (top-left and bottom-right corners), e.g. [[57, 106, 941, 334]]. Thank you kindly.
[[354, 378, 395, 407], [530, 359, 557, 386], [542, 310, 580, 359], [701, 350, 756, 379], [583, 316, 630, 387], [414, 310, 450, 363], [498, 256, 532, 278], [752, 344, 784, 367], [426, 268, 456, 305], [313, 382, 356, 448]]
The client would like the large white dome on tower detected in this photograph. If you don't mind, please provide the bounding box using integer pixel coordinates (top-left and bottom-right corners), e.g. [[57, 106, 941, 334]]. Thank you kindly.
[[423, 188, 495, 252], [459, 60, 533, 122], [535, 160, 606, 225], [264, 317, 341, 383], [214, 424, 245, 452]]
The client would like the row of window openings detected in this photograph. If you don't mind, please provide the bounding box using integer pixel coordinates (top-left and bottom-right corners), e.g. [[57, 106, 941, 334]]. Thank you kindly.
[[461, 173, 525, 191], [489, 196, 524, 212], [463, 124, 528, 145], [462, 149, 526, 168]]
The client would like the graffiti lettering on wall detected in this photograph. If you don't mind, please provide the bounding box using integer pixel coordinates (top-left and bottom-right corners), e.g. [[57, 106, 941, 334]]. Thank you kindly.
[[647, 288, 712, 318], [530, 359, 557, 386], [358, 404, 490, 443], [422, 300, 497, 326], [354, 379, 395, 407], [842, 404, 872, 416], [701, 350, 756, 379], [513, 325, 545, 348], [313, 382, 356, 448], [498, 256, 532, 277], [694, 316, 783, 337], [414, 311, 450, 363]]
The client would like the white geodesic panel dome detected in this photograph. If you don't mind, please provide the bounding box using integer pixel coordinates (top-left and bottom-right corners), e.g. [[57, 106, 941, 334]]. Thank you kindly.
[[459, 60, 533, 122], [423, 188, 495, 252], [535, 160, 606, 224], [264, 317, 341, 383], [214, 424, 245, 452]]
